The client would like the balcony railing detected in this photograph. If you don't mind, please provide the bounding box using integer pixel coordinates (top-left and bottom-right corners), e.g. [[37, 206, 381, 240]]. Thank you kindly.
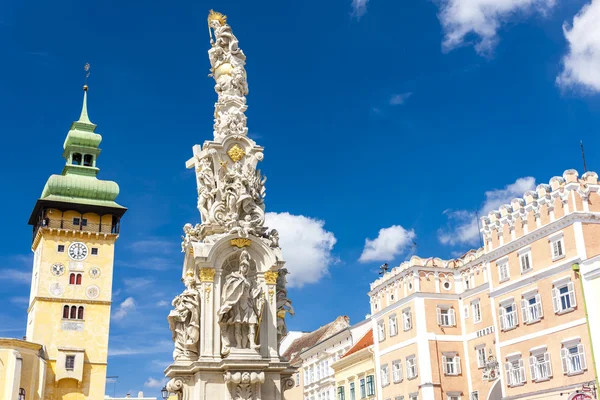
[[38, 219, 119, 234]]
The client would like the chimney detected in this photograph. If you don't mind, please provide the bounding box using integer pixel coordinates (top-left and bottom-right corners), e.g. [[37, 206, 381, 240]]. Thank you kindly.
[[138, 392, 144, 398], [126, 393, 130, 398]]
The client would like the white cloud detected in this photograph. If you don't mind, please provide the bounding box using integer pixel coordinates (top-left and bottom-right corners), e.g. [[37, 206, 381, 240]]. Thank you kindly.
[[156, 300, 170, 307], [359, 225, 416, 263], [113, 297, 136, 320], [123, 278, 154, 291], [438, 0, 555, 54], [438, 177, 535, 246], [389, 92, 412, 105], [265, 212, 337, 288], [10, 297, 29, 306], [0, 269, 31, 284], [144, 377, 166, 388], [557, 0, 600, 92], [351, 0, 369, 19]]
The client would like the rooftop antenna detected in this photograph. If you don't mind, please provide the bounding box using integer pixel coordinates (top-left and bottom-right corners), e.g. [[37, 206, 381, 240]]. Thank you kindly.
[[107, 376, 118, 397], [581, 140, 588, 173]]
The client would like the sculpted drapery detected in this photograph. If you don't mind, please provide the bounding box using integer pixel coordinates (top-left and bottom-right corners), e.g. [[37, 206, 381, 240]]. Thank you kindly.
[[218, 249, 264, 355], [168, 272, 200, 360]]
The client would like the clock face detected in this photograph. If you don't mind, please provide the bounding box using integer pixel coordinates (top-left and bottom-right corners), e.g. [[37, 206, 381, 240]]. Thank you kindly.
[[51, 263, 65, 276], [68, 242, 88, 261]]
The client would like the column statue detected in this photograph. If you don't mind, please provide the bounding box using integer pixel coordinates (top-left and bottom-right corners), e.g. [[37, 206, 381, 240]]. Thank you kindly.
[[168, 272, 201, 360], [218, 250, 264, 355]]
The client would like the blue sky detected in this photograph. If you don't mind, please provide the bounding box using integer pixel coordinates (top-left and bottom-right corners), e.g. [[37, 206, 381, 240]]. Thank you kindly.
[[1, 0, 600, 396]]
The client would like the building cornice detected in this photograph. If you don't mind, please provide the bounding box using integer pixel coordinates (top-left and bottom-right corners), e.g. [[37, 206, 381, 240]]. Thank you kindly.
[[27, 296, 112, 313], [0, 338, 44, 352], [331, 346, 373, 371]]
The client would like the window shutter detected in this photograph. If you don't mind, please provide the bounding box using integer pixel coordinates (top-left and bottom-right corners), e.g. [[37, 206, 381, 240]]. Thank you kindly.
[[436, 307, 442, 325], [449, 308, 456, 326], [518, 359, 525, 383], [561, 348, 569, 374], [521, 299, 529, 323], [513, 302, 519, 325], [529, 356, 537, 380], [498, 307, 505, 330], [552, 288, 560, 313], [568, 282, 577, 308], [535, 294, 543, 318], [399, 361, 403, 381], [578, 344, 587, 370], [553, 241, 559, 257], [456, 356, 461, 374], [545, 352, 552, 377], [442, 355, 447, 374], [505, 362, 512, 386]]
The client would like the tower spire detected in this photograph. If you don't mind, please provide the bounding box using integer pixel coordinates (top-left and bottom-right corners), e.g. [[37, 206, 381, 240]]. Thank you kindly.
[[77, 63, 93, 125]]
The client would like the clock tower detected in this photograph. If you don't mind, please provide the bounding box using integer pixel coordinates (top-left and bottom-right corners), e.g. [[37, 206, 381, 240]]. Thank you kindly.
[[26, 84, 126, 399]]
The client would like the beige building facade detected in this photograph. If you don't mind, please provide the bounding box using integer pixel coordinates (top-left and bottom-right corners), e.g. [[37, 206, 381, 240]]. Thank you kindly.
[[368, 169, 599, 400], [331, 330, 377, 400]]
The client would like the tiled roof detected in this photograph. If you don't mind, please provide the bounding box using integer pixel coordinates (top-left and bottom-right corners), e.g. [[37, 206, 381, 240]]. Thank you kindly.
[[282, 316, 349, 365], [342, 329, 373, 359]]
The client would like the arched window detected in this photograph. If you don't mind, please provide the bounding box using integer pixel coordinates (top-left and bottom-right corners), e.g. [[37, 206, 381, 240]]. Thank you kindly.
[[70, 306, 77, 319], [83, 154, 93, 166], [18, 388, 25, 400], [76, 274, 82, 285], [72, 153, 82, 165], [63, 305, 69, 319], [69, 273, 75, 285], [77, 306, 84, 320]]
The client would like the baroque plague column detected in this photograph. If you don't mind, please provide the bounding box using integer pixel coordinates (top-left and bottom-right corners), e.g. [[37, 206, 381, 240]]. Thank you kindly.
[[164, 10, 295, 400]]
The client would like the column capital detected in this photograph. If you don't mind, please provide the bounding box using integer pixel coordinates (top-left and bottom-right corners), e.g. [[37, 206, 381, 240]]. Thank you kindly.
[[199, 268, 217, 283]]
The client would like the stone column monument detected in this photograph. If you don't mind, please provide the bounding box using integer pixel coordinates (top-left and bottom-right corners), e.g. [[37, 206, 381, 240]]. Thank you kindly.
[[164, 10, 295, 400]]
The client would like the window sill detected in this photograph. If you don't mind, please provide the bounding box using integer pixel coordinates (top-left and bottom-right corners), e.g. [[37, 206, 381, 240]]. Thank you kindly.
[[499, 277, 510, 284], [407, 375, 418, 381], [502, 326, 518, 332], [556, 308, 574, 316], [390, 333, 398, 337], [524, 318, 541, 325], [521, 268, 533, 275], [393, 380, 403, 384], [474, 319, 482, 324], [552, 254, 566, 262], [567, 370, 585, 377], [444, 373, 460, 376], [508, 383, 525, 388], [533, 377, 551, 383]]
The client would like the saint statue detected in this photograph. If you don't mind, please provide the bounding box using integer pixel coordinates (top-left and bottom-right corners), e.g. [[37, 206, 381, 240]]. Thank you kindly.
[[196, 158, 217, 223], [168, 271, 200, 360], [218, 250, 264, 355], [276, 268, 294, 344]]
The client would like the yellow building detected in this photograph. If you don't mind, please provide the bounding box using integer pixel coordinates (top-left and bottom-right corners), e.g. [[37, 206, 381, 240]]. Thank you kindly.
[[0, 85, 126, 400], [368, 169, 600, 400], [332, 330, 377, 400]]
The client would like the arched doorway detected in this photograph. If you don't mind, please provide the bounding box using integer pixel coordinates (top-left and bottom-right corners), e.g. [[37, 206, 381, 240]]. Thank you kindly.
[[487, 380, 502, 400]]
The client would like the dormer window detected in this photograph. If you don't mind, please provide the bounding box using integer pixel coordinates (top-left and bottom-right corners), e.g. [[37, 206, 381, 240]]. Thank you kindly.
[[83, 154, 93, 167], [72, 153, 82, 165]]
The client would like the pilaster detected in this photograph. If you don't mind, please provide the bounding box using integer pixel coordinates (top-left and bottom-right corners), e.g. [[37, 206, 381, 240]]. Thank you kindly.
[[200, 268, 217, 360]]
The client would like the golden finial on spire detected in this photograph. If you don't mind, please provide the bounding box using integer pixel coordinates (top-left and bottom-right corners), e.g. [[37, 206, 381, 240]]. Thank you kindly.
[[208, 9, 227, 26], [83, 62, 91, 91]]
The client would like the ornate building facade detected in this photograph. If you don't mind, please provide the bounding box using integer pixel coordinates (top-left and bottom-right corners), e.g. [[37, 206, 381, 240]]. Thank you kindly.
[[0, 84, 126, 400], [367, 169, 600, 400]]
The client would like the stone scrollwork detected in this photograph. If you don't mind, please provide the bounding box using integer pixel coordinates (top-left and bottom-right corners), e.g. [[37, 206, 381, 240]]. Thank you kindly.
[[282, 377, 295, 392], [166, 377, 189, 400], [224, 371, 265, 400], [168, 271, 200, 361]]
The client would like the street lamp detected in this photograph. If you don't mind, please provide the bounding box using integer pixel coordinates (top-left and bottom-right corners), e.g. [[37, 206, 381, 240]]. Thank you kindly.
[[161, 386, 169, 400]]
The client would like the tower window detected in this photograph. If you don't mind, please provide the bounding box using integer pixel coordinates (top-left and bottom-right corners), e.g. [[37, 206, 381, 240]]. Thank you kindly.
[[72, 153, 82, 165], [70, 306, 77, 319], [83, 154, 93, 166], [63, 305, 69, 319], [58, 245, 65, 253], [91, 248, 98, 255], [69, 273, 82, 285], [65, 355, 75, 370], [77, 306, 84, 320]]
